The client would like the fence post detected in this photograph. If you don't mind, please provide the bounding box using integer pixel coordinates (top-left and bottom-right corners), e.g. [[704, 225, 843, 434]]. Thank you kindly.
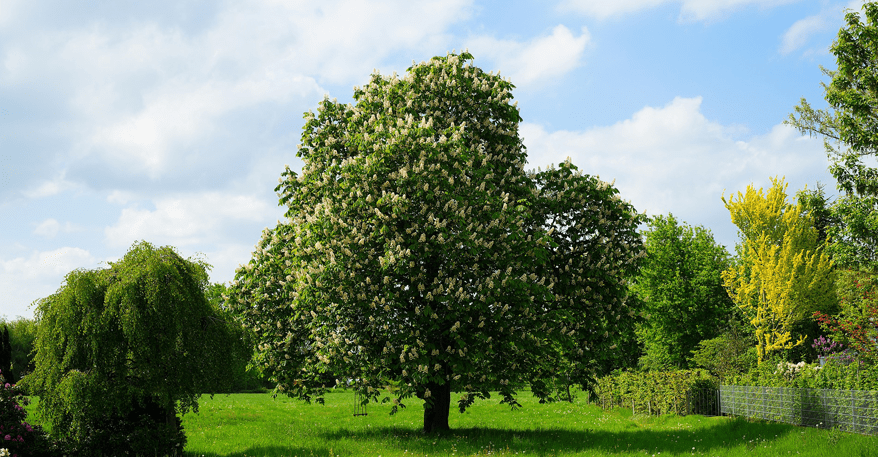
[[826, 388, 831, 429], [851, 389, 855, 433], [762, 386, 767, 421]]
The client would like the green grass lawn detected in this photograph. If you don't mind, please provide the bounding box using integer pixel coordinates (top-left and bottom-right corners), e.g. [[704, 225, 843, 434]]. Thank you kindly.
[[25, 390, 878, 456]]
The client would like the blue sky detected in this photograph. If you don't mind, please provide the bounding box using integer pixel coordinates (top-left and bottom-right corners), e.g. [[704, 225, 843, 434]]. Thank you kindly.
[[0, 0, 864, 319]]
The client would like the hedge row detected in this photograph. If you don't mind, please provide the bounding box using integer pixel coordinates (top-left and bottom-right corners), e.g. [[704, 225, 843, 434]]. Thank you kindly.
[[730, 358, 878, 391], [595, 369, 718, 416]]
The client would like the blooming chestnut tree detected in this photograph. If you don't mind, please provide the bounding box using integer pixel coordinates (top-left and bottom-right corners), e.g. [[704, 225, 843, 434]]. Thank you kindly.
[[228, 52, 645, 433]]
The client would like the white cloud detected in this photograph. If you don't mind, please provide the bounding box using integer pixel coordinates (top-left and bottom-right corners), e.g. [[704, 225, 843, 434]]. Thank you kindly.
[[679, 0, 798, 21], [33, 218, 80, 238], [104, 192, 274, 248], [231, 0, 475, 83], [4, 0, 475, 184], [778, 0, 865, 55], [557, 0, 666, 20], [0, 0, 23, 28], [558, 0, 798, 21], [33, 218, 60, 238], [778, 1, 872, 56], [780, 14, 827, 54], [85, 73, 322, 178], [466, 25, 590, 86], [521, 96, 833, 249], [0, 247, 99, 318], [106, 190, 137, 205], [22, 176, 80, 199], [203, 242, 260, 285], [846, 0, 870, 12]]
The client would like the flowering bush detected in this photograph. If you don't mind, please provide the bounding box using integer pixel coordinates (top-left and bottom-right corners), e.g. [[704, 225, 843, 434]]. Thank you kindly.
[[812, 335, 858, 366], [814, 269, 878, 365], [0, 370, 52, 457], [812, 335, 842, 355], [774, 361, 820, 381], [732, 355, 878, 390]]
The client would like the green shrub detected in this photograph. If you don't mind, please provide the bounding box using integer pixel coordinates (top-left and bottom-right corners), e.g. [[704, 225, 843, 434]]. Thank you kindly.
[[689, 327, 757, 382], [62, 397, 186, 457], [731, 357, 878, 390], [595, 369, 718, 416]]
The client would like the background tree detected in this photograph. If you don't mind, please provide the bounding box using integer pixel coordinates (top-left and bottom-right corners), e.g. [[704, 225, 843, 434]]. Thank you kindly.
[[228, 52, 645, 433], [0, 325, 11, 384], [786, 2, 878, 271], [526, 161, 646, 398], [205, 282, 268, 393], [722, 177, 837, 364], [630, 214, 735, 370], [22, 241, 250, 455], [0, 317, 39, 386], [689, 321, 757, 382]]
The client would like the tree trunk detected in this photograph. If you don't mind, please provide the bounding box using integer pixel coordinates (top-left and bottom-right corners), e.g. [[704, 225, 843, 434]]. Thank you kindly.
[[423, 381, 451, 433]]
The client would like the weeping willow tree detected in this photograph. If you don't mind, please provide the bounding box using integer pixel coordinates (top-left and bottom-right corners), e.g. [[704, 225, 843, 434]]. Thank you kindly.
[[23, 241, 249, 455], [228, 52, 646, 433]]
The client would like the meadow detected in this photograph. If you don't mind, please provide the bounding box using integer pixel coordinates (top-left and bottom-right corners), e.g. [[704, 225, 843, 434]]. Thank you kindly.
[[27, 389, 875, 457]]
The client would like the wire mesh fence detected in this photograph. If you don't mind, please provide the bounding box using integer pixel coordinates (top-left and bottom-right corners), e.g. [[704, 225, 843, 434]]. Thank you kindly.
[[686, 386, 721, 416], [594, 383, 878, 435], [719, 385, 878, 435]]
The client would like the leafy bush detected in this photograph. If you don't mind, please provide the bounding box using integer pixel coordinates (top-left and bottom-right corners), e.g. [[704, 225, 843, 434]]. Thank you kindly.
[[689, 325, 757, 382], [595, 369, 718, 416], [0, 370, 53, 457], [731, 356, 878, 390], [59, 397, 186, 457]]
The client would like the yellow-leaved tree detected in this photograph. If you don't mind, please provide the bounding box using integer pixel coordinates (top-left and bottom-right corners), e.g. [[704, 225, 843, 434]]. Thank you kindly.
[[722, 177, 836, 364]]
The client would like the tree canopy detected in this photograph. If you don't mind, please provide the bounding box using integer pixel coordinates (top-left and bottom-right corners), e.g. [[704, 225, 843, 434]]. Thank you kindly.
[[228, 52, 645, 432], [722, 178, 836, 364], [631, 214, 735, 370], [0, 317, 38, 386], [786, 2, 878, 271], [23, 241, 249, 454]]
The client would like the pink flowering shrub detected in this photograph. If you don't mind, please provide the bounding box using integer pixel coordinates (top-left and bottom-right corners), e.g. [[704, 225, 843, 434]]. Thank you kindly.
[[0, 370, 53, 457], [812, 335, 858, 366]]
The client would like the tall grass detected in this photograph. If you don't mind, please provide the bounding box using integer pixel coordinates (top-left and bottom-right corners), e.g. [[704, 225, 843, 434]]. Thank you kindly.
[[168, 390, 877, 456]]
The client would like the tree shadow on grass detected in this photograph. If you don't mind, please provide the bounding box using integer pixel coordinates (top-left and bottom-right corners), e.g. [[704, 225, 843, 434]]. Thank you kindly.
[[316, 416, 799, 456], [184, 446, 334, 457]]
